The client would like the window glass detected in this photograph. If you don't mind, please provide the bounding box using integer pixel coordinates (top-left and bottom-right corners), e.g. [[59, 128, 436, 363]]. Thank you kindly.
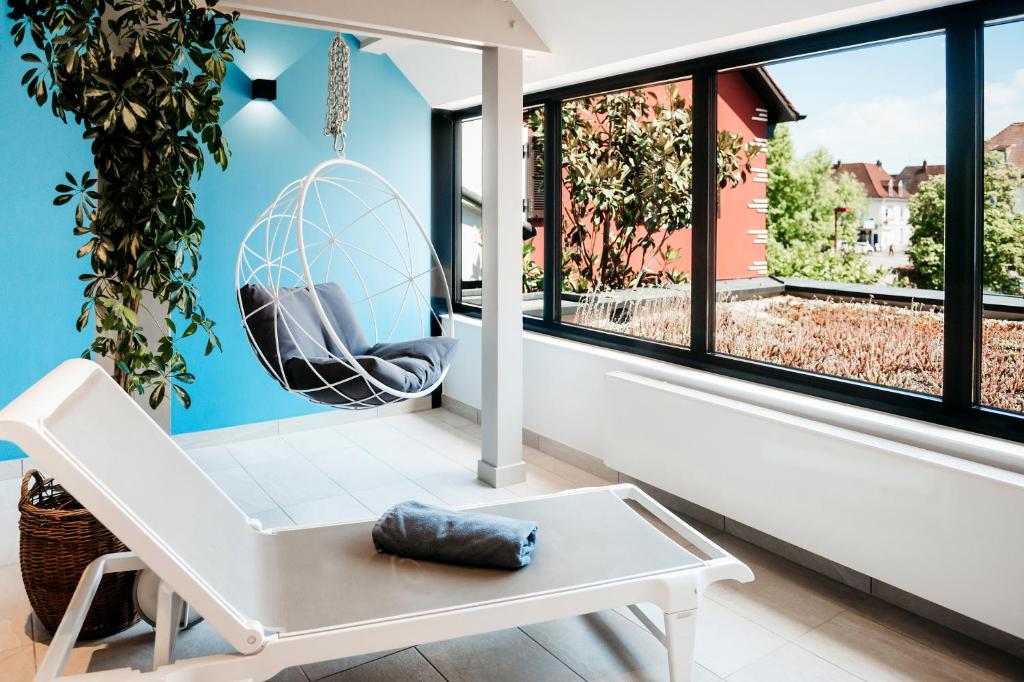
[[559, 79, 694, 346], [457, 109, 545, 317], [981, 19, 1024, 413], [714, 36, 946, 395]]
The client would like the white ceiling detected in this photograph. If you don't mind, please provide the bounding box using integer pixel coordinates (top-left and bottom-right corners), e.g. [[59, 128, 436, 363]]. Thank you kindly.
[[382, 0, 967, 109]]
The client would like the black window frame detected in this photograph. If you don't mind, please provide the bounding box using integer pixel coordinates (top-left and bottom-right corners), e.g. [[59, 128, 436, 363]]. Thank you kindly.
[[432, 0, 1024, 446]]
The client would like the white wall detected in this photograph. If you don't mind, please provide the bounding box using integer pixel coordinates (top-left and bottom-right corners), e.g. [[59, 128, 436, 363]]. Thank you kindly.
[[444, 315, 1024, 636]]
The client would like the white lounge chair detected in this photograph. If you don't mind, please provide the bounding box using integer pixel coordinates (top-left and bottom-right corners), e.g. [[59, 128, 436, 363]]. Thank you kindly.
[[0, 360, 753, 682]]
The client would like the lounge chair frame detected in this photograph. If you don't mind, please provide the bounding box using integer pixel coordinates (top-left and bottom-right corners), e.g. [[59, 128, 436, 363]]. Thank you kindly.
[[1, 361, 753, 682]]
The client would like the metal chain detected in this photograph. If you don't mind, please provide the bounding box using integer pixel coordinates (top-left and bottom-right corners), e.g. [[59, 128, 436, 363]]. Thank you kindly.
[[324, 34, 351, 157]]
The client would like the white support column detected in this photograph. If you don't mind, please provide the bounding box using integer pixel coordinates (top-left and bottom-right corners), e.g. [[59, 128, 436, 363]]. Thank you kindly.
[[478, 46, 527, 488]]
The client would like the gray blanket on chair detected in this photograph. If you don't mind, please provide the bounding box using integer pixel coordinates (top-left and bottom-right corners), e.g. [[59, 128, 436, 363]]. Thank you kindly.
[[371, 501, 538, 569]]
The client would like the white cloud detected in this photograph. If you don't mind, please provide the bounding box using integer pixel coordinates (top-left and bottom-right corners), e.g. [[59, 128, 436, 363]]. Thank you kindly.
[[985, 67, 1024, 137], [787, 87, 947, 173]]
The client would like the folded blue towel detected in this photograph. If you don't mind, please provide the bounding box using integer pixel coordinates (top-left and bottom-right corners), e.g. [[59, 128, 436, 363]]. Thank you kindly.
[[372, 500, 538, 569]]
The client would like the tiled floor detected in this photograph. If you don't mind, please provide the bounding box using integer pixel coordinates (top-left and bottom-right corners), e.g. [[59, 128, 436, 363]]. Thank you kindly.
[[1, 408, 1021, 681]]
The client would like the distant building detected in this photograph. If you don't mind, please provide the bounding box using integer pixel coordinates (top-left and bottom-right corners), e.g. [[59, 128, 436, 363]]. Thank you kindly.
[[986, 122, 1024, 209], [834, 161, 911, 252]]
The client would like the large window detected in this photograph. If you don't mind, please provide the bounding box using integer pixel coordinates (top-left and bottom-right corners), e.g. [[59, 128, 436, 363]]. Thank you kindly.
[[443, 0, 1024, 445], [457, 108, 545, 317], [714, 36, 946, 395], [559, 79, 694, 347], [981, 18, 1024, 414]]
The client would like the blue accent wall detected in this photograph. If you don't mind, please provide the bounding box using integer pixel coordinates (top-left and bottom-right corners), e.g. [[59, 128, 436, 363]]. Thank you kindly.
[[0, 12, 92, 461], [0, 19, 431, 456]]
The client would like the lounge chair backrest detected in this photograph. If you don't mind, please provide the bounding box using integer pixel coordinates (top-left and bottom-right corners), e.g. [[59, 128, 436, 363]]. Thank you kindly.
[[0, 360, 267, 650]]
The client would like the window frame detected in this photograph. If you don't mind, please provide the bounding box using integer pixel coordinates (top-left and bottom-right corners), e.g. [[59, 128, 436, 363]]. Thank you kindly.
[[433, 0, 1024, 445]]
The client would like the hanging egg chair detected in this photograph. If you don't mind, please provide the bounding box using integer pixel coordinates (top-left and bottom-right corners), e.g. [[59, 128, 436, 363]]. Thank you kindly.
[[235, 35, 456, 410]]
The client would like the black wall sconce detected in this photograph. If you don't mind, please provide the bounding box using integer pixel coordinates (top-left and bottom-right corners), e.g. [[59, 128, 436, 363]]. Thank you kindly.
[[251, 78, 277, 102]]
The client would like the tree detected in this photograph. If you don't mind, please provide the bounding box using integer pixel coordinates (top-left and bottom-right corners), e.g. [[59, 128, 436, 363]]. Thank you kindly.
[[529, 86, 756, 292], [905, 152, 1024, 295], [765, 124, 880, 284], [7, 0, 244, 407]]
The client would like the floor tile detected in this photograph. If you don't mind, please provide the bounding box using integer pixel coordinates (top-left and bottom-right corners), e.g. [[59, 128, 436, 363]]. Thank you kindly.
[[851, 598, 1024, 680], [704, 535, 865, 640], [410, 428, 482, 471], [0, 644, 35, 681], [523, 610, 721, 682], [302, 647, 407, 681], [303, 448, 406, 493], [796, 609, 1011, 682], [418, 627, 581, 682], [505, 463, 578, 498], [243, 454, 345, 508], [185, 445, 238, 474], [208, 467, 278, 515], [351, 481, 448, 516], [226, 436, 298, 467], [428, 409, 475, 429], [282, 427, 355, 455], [524, 447, 611, 487], [334, 421, 407, 449], [284, 493, 373, 525], [730, 642, 861, 681], [366, 438, 468, 480], [0, 563, 33, 654], [692, 598, 786, 678], [323, 648, 444, 681], [251, 507, 295, 529], [387, 413, 458, 439], [415, 468, 519, 507]]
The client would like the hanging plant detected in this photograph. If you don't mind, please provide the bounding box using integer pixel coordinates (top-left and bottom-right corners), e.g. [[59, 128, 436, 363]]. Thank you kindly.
[[6, 0, 245, 408]]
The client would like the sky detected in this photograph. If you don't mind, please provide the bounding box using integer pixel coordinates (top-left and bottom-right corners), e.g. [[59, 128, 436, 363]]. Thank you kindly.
[[766, 20, 1024, 174]]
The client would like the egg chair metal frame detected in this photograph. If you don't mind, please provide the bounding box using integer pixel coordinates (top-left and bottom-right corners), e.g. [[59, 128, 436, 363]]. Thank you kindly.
[[235, 34, 456, 405], [235, 156, 455, 409]]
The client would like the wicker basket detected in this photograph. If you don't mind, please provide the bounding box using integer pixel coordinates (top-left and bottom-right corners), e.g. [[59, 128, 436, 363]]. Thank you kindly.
[[19, 470, 139, 639]]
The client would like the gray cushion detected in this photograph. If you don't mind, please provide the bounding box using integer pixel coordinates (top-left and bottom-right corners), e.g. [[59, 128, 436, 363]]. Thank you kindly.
[[286, 336, 458, 406], [240, 282, 457, 405]]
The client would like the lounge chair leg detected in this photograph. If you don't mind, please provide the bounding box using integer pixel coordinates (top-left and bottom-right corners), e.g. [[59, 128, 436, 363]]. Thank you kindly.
[[664, 609, 698, 682], [153, 581, 184, 670]]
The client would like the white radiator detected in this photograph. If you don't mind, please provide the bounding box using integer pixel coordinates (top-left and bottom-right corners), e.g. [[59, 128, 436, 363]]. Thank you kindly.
[[604, 371, 1024, 638]]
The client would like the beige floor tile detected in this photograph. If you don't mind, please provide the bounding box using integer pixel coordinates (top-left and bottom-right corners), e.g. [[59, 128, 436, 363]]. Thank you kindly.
[[303, 447, 406, 493], [281, 427, 355, 455], [366, 438, 468, 480], [185, 444, 238, 473], [411, 428, 482, 472], [334, 421, 407, 449], [384, 413, 455, 439], [522, 610, 721, 682], [0, 644, 36, 682], [0, 563, 34, 655], [418, 627, 580, 681], [351, 480, 448, 516], [730, 642, 861, 681], [692, 598, 787, 678], [284, 493, 373, 525], [428, 409, 475, 429], [226, 436, 299, 467], [208, 467, 278, 515], [851, 598, 1024, 681], [302, 647, 407, 680], [524, 446, 611, 487], [414, 468, 519, 507], [505, 464, 578, 498], [323, 648, 444, 681], [796, 609, 1012, 682], [244, 454, 345, 508], [704, 535, 865, 640]]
